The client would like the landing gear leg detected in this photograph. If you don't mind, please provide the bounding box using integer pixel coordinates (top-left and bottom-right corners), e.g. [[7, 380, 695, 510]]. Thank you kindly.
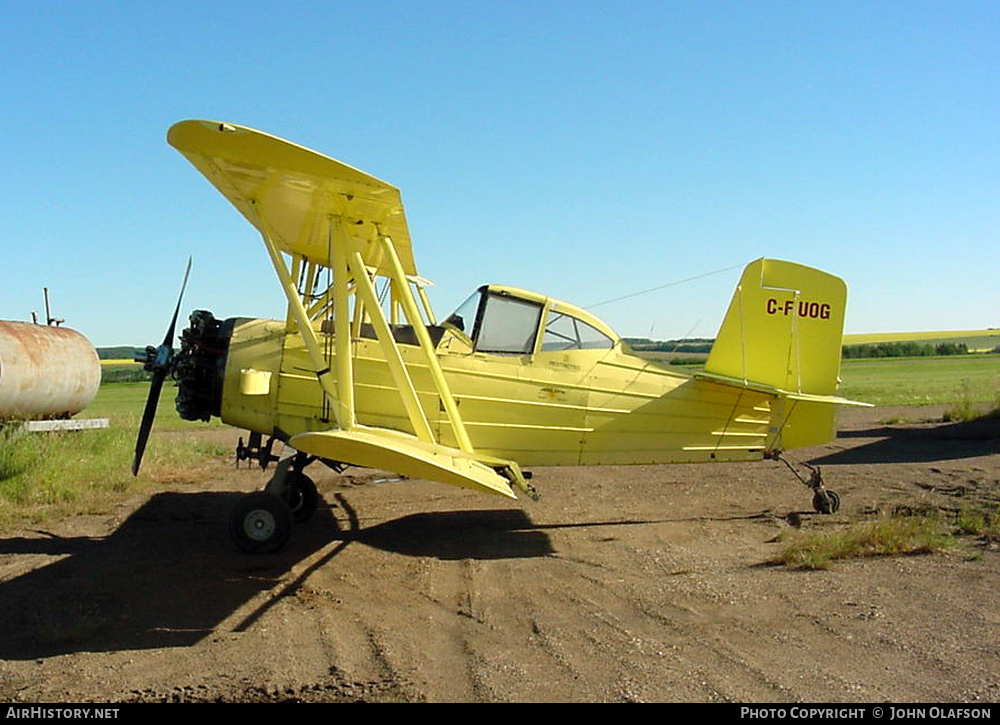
[[498, 462, 539, 501], [230, 445, 319, 553], [766, 451, 841, 515], [263, 448, 319, 522]]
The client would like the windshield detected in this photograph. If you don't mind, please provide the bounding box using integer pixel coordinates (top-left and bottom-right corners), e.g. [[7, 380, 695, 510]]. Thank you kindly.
[[477, 294, 543, 354]]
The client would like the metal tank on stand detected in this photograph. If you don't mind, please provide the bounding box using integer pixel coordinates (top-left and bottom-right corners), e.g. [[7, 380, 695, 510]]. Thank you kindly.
[[0, 320, 103, 426]]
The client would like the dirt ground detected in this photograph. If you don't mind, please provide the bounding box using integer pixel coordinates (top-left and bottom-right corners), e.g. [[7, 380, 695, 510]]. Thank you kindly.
[[0, 405, 998, 703]]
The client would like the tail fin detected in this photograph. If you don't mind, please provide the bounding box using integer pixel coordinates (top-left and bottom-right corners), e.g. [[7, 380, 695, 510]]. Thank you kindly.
[[700, 259, 868, 450], [704, 258, 847, 396]]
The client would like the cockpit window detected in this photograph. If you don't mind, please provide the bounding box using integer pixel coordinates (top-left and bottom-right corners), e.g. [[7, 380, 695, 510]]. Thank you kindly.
[[477, 293, 543, 354], [542, 311, 614, 351], [446, 289, 609, 356], [442, 290, 481, 341]]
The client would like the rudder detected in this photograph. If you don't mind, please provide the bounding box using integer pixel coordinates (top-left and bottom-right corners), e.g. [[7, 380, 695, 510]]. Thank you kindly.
[[705, 258, 847, 397]]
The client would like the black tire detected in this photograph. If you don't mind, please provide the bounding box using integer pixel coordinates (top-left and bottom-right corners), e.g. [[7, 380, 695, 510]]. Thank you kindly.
[[812, 489, 841, 515], [230, 492, 293, 554], [283, 472, 319, 523]]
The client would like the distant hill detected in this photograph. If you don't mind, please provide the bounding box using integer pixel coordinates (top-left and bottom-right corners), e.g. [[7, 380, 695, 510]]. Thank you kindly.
[[97, 346, 140, 361]]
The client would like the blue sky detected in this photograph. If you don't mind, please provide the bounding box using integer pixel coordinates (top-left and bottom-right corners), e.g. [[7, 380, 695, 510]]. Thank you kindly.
[[2, 0, 998, 347]]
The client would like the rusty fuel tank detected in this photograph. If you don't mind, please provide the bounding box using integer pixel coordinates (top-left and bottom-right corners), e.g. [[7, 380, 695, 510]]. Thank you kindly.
[[0, 321, 101, 419]]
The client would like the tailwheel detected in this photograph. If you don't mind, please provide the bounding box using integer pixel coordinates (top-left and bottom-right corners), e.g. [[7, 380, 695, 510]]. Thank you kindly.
[[230, 492, 292, 554], [812, 488, 841, 515], [766, 450, 843, 516]]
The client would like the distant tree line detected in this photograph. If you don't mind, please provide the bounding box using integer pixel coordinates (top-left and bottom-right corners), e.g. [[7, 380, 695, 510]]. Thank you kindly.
[[625, 338, 975, 360], [623, 338, 715, 354], [841, 341, 970, 359]]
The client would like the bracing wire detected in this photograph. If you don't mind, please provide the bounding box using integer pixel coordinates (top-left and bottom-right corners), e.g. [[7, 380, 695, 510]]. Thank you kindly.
[[586, 263, 744, 310]]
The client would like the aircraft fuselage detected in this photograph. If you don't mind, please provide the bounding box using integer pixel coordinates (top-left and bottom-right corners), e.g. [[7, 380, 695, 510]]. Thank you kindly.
[[175, 287, 782, 468]]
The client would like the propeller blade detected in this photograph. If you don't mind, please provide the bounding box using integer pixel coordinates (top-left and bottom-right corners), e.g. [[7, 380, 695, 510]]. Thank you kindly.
[[132, 257, 193, 476], [131, 371, 165, 476], [162, 256, 193, 347]]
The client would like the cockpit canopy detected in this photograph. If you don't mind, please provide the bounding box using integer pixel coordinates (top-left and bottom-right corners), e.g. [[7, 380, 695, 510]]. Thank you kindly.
[[444, 285, 618, 356]]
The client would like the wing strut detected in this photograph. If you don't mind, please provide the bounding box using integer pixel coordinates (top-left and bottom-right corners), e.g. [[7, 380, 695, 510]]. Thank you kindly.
[[255, 204, 348, 425], [375, 232, 473, 453], [254, 205, 475, 454], [349, 246, 434, 443]]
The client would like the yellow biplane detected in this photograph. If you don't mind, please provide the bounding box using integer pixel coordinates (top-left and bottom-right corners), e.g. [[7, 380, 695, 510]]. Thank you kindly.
[[134, 120, 868, 553]]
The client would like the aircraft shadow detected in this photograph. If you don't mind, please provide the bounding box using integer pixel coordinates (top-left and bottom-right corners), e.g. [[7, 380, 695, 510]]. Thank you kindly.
[[0, 492, 556, 660], [0, 492, 336, 660], [344, 508, 555, 561], [813, 418, 1000, 466]]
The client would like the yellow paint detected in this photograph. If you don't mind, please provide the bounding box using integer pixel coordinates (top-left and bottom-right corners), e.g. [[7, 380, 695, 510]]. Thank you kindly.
[[291, 427, 517, 498], [170, 119, 866, 500], [168, 119, 418, 277], [239, 369, 271, 396]]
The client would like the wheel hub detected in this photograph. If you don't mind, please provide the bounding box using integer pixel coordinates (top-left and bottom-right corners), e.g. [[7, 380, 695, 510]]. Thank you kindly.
[[244, 509, 277, 541]]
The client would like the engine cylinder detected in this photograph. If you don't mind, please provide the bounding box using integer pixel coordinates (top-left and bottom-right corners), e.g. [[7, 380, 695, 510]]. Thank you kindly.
[[0, 321, 101, 419], [173, 310, 233, 422]]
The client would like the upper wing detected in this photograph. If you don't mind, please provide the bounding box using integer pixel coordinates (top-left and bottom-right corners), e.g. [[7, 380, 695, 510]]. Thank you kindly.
[[167, 119, 418, 277]]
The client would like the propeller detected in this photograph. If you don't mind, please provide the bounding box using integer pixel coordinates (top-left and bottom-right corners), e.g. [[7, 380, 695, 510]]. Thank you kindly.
[[131, 257, 192, 476]]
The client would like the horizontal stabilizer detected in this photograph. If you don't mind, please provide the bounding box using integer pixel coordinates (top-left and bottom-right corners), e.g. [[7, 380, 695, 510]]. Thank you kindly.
[[695, 371, 872, 407], [290, 427, 517, 499]]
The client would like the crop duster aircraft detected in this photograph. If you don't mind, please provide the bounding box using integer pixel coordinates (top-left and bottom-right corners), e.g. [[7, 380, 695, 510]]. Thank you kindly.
[[133, 120, 868, 554]]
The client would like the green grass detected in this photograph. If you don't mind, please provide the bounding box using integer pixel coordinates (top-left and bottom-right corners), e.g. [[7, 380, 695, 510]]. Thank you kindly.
[[955, 503, 1000, 541], [642, 348, 1000, 409], [839, 355, 1000, 407], [776, 513, 957, 570], [87, 382, 225, 432], [941, 377, 1000, 422], [0, 380, 228, 529], [98, 363, 153, 384], [776, 502, 1000, 570], [0, 423, 228, 528]]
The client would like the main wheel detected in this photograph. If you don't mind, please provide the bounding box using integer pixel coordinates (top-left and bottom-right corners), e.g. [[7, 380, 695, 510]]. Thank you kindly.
[[230, 492, 293, 554], [283, 472, 318, 523], [812, 489, 841, 515]]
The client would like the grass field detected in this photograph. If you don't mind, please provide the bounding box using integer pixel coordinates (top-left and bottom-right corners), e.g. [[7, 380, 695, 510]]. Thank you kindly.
[[0, 381, 227, 528], [839, 355, 1000, 407], [85, 382, 224, 432], [647, 349, 1000, 409]]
